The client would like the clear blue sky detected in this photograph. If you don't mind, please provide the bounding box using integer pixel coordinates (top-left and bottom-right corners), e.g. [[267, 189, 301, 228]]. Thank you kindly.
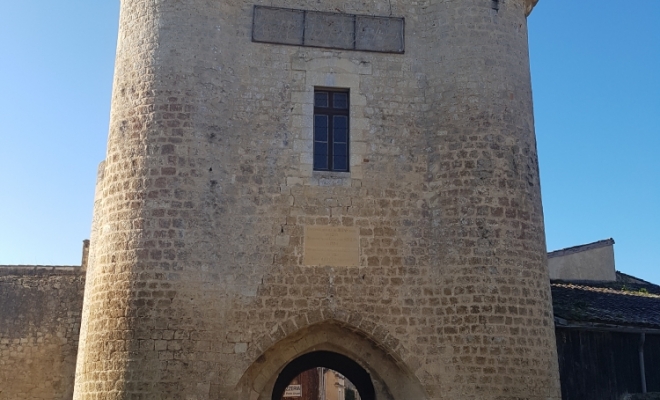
[[1, 2, 659, 282]]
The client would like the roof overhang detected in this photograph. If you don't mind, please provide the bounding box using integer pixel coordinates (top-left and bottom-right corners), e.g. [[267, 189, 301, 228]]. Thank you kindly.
[[555, 317, 660, 334]]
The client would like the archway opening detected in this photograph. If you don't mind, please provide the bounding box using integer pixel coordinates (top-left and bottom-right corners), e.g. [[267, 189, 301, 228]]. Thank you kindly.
[[272, 351, 375, 400], [277, 367, 362, 400], [236, 320, 428, 400]]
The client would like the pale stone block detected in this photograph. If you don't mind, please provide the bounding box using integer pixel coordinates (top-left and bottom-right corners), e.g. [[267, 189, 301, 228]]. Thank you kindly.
[[350, 165, 364, 180], [306, 57, 359, 74], [290, 115, 303, 128], [290, 91, 311, 104], [299, 163, 313, 176], [351, 141, 367, 155], [351, 117, 368, 130], [290, 71, 306, 82], [306, 71, 359, 89], [350, 128, 366, 141], [286, 177, 303, 187], [291, 57, 307, 71], [234, 343, 248, 353], [351, 94, 367, 106], [293, 114, 313, 130], [299, 152, 313, 165], [293, 140, 311, 152], [291, 103, 303, 115], [301, 103, 314, 116], [358, 61, 373, 75], [300, 114, 314, 130]]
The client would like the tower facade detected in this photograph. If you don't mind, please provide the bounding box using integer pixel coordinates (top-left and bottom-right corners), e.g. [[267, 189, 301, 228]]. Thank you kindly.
[[74, 0, 561, 399]]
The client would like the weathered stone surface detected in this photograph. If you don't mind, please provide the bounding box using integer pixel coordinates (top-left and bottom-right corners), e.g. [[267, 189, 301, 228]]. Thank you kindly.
[[0, 266, 85, 400], [303, 226, 359, 267], [304, 11, 355, 50], [252, 6, 405, 53], [252, 7, 304, 45], [72, 0, 560, 399], [355, 16, 404, 53]]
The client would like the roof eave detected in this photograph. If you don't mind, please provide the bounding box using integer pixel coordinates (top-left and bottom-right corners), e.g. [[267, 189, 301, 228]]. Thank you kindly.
[[555, 317, 660, 334]]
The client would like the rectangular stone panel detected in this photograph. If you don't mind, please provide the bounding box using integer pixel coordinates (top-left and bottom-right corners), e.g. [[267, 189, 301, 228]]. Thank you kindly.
[[304, 12, 355, 50], [303, 226, 359, 267], [252, 6, 304, 45], [356, 16, 405, 53], [252, 6, 404, 53]]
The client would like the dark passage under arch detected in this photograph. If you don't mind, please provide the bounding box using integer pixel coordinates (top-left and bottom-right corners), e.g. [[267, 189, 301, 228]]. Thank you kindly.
[[271, 351, 376, 400]]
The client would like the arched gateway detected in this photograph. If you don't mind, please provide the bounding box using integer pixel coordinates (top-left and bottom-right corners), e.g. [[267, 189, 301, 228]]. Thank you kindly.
[[73, 0, 561, 398], [237, 321, 427, 400], [271, 351, 376, 400]]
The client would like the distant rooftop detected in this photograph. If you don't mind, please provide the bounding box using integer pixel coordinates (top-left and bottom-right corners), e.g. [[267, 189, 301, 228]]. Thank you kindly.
[[547, 238, 616, 281], [548, 238, 615, 259]]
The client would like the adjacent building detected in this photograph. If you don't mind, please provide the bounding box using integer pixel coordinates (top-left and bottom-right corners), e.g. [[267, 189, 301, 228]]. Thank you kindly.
[[549, 239, 660, 400]]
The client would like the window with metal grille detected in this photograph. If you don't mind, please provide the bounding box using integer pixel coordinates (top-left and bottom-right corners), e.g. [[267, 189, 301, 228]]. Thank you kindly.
[[313, 89, 349, 172]]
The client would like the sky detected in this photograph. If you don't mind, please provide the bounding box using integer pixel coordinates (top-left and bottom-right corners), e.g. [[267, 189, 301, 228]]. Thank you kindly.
[[0, 2, 658, 282]]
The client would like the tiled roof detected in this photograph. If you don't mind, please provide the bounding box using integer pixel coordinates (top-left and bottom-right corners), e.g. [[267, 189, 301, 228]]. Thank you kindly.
[[616, 270, 655, 285], [551, 279, 660, 329]]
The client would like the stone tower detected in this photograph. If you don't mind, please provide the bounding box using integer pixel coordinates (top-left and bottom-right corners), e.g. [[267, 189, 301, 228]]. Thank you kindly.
[[74, 0, 561, 399]]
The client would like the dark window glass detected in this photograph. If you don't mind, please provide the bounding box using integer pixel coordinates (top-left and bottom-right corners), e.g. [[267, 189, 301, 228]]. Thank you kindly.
[[314, 115, 328, 142], [333, 116, 348, 143], [333, 93, 348, 109], [333, 143, 347, 156], [314, 142, 328, 156], [313, 89, 349, 172], [314, 156, 329, 170], [314, 92, 329, 108], [333, 156, 347, 171], [315, 115, 328, 127], [333, 129, 347, 143], [333, 115, 347, 129]]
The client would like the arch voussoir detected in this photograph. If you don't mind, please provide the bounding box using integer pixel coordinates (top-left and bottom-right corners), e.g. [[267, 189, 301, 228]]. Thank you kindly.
[[236, 317, 429, 400]]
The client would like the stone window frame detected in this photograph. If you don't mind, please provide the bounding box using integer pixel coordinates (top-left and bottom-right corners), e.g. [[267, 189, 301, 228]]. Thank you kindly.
[[289, 57, 370, 187], [313, 88, 350, 172]]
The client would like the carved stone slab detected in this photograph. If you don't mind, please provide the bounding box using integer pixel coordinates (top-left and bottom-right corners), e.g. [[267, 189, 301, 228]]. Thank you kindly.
[[356, 16, 404, 53], [304, 11, 355, 50], [303, 226, 360, 267], [252, 6, 404, 54], [252, 7, 304, 45]]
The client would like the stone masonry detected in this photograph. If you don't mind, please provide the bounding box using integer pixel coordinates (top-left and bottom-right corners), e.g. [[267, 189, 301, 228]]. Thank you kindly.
[[70, 0, 561, 399], [0, 266, 85, 400]]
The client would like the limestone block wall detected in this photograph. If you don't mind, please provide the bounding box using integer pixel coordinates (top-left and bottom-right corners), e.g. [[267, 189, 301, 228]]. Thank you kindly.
[[0, 266, 85, 400], [74, 0, 561, 399]]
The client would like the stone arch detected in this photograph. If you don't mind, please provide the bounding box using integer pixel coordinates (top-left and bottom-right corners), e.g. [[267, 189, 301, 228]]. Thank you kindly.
[[236, 319, 428, 400], [271, 351, 375, 400]]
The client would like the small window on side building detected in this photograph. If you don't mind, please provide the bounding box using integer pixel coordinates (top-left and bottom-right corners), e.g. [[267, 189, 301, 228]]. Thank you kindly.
[[313, 89, 349, 172]]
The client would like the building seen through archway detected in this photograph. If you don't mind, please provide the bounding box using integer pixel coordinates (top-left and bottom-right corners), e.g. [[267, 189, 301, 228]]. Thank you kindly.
[[281, 368, 361, 400], [272, 351, 373, 400]]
